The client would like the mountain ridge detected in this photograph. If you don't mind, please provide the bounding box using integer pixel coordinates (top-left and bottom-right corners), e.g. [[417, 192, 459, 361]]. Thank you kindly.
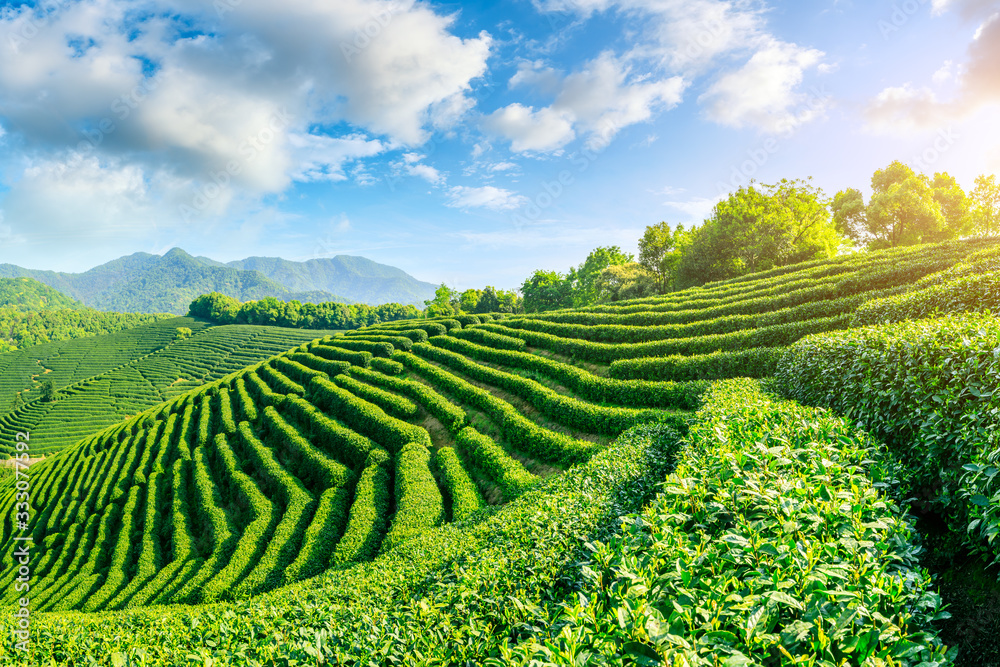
[[0, 249, 437, 314]]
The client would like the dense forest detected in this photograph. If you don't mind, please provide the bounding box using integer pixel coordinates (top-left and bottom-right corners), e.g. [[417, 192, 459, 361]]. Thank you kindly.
[[188, 292, 420, 329], [0, 277, 170, 352]]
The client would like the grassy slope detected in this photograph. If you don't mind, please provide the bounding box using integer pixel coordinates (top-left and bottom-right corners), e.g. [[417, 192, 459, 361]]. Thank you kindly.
[[0, 238, 996, 665]]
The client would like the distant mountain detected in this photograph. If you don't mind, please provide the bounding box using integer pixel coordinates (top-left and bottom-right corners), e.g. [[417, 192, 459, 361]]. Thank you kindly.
[[223, 255, 438, 307], [0, 248, 437, 315]]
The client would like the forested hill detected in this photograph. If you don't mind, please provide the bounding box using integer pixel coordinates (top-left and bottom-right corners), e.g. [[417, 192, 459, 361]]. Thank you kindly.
[[0, 277, 82, 310], [0, 249, 435, 314]]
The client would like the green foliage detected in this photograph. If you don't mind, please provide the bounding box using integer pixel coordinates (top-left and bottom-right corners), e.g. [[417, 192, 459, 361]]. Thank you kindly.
[[853, 270, 1000, 326], [866, 161, 948, 248], [331, 448, 392, 564], [521, 269, 573, 313], [502, 380, 948, 665], [970, 174, 1000, 237], [190, 291, 419, 329], [381, 443, 444, 552], [776, 313, 1000, 564], [610, 346, 783, 382], [638, 222, 690, 292], [454, 426, 536, 502], [436, 446, 484, 522], [676, 179, 842, 288], [40, 379, 57, 403], [310, 376, 431, 453]]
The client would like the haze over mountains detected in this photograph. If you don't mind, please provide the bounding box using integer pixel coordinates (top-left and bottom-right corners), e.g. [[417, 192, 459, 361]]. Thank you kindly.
[[0, 248, 438, 315]]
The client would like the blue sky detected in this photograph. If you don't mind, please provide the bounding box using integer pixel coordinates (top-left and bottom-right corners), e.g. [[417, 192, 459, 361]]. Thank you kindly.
[[0, 0, 997, 291]]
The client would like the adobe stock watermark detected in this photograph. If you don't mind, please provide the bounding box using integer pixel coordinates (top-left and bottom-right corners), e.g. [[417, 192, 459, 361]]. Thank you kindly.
[[508, 122, 617, 229], [341, 2, 406, 63], [179, 109, 293, 223], [911, 126, 959, 172], [6, 0, 72, 52], [11, 431, 32, 653], [715, 84, 832, 197], [878, 0, 931, 39]]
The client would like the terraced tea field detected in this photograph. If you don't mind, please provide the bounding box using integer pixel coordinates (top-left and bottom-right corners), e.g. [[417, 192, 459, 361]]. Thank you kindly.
[[0, 319, 343, 456], [0, 237, 998, 665]]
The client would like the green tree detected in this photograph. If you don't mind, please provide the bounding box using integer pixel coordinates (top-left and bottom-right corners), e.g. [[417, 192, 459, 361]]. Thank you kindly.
[[831, 188, 868, 243], [676, 179, 842, 288], [474, 286, 501, 314], [41, 379, 57, 403], [970, 174, 1000, 237], [496, 289, 521, 314], [931, 172, 970, 240], [521, 270, 572, 313], [8, 392, 25, 412], [594, 263, 657, 302], [866, 161, 945, 248], [569, 246, 634, 307], [188, 292, 240, 323], [424, 284, 458, 317], [459, 289, 482, 314], [638, 222, 689, 293], [174, 327, 192, 341]]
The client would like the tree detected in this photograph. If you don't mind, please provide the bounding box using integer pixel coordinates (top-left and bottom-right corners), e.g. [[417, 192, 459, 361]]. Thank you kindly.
[[931, 172, 970, 240], [424, 284, 458, 317], [496, 290, 521, 314], [40, 379, 57, 403], [638, 222, 689, 293], [970, 174, 1000, 237], [8, 392, 24, 412], [474, 286, 501, 314], [676, 179, 842, 288], [568, 246, 634, 307], [188, 292, 240, 323], [831, 188, 868, 243], [866, 161, 945, 248], [459, 289, 482, 314], [594, 263, 657, 302], [174, 327, 192, 341], [521, 270, 572, 313]]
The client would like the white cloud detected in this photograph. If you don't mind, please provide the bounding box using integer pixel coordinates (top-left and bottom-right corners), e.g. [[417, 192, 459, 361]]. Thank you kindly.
[[486, 53, 683, 153], [0, 0, 492, 235], [289, 133, 386, 183], [446, 185, 528, 210], [407, 163, 444, 184], [489, 162, 519, 172], [484, 104, 576, 153], [932, 60, 956, 84], [699, 40, 827, 133]]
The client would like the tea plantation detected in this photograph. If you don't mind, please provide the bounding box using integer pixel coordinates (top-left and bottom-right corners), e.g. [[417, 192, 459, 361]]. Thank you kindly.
[[0, 238, 999, 665], [0, 319, 344, 456]]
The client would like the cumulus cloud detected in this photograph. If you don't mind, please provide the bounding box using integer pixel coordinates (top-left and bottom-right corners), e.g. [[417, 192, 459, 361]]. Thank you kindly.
[[699, 40, 827, 133], [446, 185, 528, 210], [486, 53, 684, 153], [0, 0, 492, 237], [527, 0, 826, 136], [484, 104, 576, 153]]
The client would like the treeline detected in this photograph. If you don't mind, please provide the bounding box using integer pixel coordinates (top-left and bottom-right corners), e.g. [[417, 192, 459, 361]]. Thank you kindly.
[[0, 308, 170, 353], [520, 164, 1000, 312], [188, 292, 419, 329]]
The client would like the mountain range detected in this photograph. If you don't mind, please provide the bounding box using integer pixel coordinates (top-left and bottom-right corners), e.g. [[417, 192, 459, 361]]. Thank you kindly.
[[0, 248, 438, 315]]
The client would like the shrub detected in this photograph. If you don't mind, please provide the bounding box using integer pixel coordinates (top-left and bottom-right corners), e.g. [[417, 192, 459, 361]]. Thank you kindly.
[[331, 448, 392, 564], [332, 374, 419, 420], [609, 346, 783, 382], [312, 345, 373, 368], [777, 313, 1000, 563], [381, 443, 444, 553], [436, 446, 484, 522]]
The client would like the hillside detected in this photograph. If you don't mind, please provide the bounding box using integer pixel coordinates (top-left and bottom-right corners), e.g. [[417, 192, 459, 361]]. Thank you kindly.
[[1, 238, 998, 665], [0, 318, 345, 455], [0, 249, 437, 314], [0, 277, 82, 310]]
